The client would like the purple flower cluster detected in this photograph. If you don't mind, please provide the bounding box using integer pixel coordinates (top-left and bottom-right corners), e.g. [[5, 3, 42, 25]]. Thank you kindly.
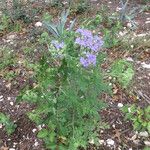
[[75, 28, 104, 52], [51, 40, 65, 50], [75, 28, 104, 67], [80, 53, 96, 68]]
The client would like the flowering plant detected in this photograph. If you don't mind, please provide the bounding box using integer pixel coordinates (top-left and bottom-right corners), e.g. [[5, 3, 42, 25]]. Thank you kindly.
[[19, 28, 110, 150]]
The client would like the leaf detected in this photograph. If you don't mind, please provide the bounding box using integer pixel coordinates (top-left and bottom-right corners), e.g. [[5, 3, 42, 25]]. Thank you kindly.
[[147, 122, 150, 133], [37, 129, 48, 138]]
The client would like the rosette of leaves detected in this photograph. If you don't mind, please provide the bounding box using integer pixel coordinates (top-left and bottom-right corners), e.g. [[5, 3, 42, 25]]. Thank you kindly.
[[0, 113, 16, 135], [121, 105, 150, 133], [18, 31, 110, 150], [43, 9, 76, 39], [110, 59, 134, 88]]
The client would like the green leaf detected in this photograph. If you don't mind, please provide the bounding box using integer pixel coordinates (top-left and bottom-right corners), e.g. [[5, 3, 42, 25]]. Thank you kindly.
[[37, 129, 48, 138]]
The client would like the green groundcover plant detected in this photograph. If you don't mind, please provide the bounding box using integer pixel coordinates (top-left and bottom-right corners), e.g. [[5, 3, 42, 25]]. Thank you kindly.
[[121, 105, 150, 133], [0, 112, 16, 135], [18, 27, 110, 150]]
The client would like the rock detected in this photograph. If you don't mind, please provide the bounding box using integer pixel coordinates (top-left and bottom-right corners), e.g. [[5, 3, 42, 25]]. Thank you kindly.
[[7, 34, 16, 40], [145, 21, 150, 24], [35, 22, 42, 27], [99, 140, 104, 145], [126, 57, 134, 62], [89, 139, 94, 144], [34, 141, 39, 147], [0, 95, 4, 101], [0, 124, 3, 128], [7, 97, 11, 100], [139, 131, 149, 137], [32, 128, 37, 133], [118, 103, 123, 108], [133, 139, 140, 145], [9, 148, 15, 150], [106, 139, 115, 146], [37, 125, 42, 130], [10, 102, 14, 106], [131, 134, 137, 141], [141, 62, 150, 69], [144, 141, 150, 146]]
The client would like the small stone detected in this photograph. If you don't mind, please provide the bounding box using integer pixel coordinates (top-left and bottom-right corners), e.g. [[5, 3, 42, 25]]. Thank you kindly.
[[127, 22, 132, 28], [145, 21, 150, 24], [7, 34, 16, 40], [129, 148, 132, 150], [141, 62, 150, 69], [128, 107, 131, 113], [0, 124, 3, 128], [7, 97, 11, 100], [9, 148, 15, 150], [112, 124, 115, 128], [106, 139, 115, 145], [131, 45, 134, 48], [108, 76, 112, 80], [118, 103, 123, 108], [131, 134, 137, 141], [126, 57, 134, 62], [144, 141, 150, 146], [37, 125, 42, 130], [139, 131, 149, 137], [99, 140, 104, 145], [133, 139, 140, 145], [89, 139, 94, 144], [34, 141, 39, 147], [10, 102, 14, 106], [32, 128, 37, 133], [35, 22, 42, 27], [0, 95, 3, 99]]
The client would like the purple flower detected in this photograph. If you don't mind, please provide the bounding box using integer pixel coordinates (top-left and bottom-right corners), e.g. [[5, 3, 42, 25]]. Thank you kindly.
[[75, 28, 104, 52], [80, 53, 97, 67], [51, 40, 64, 50], [86, 53, 96, 65], [80, 57, 89, 67], [76, 28, 92, 37]]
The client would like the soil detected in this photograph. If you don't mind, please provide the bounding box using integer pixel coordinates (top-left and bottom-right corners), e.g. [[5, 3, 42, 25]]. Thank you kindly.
[[0, 0, 150, 150]]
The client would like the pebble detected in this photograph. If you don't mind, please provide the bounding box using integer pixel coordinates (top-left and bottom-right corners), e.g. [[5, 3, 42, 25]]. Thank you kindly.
[[7, 34, 16, 40], [126, 57, 134, 62], [0, 95, 4, 101], [145, 21, 150, 24], [37, 125, 42, 130], [8, 97, 11, 100], [9, 148, 15, 150], [128, 107, 131, 113], [144, 141, 150, 146], [32, 128, 37, 133], [139, 131, 149, 137], [131, 134, 137, 141], [106, 139, 115, 145], [34, 141, 39, 147], [133, 139, 140, 145], [89, 139, 94, 144], [10, 102, 14, 106], [118, 103, 123, 108], [141, 62, 150, 69], [35, 22, 42, 27], [99, 140, 104, 145], [0, 124, 3, 128], [112, 124, 115, 128], [127, 22, 132, 28]]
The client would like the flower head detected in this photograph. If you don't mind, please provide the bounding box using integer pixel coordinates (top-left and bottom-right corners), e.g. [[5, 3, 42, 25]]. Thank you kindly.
[[51, 40, 65, 50], [75, 28, 104, 52], [80, 53, 96, 67]]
